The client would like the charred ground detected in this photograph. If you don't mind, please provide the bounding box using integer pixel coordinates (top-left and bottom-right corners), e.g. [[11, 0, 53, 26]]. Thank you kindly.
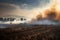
[[0, 25, 60, 40]]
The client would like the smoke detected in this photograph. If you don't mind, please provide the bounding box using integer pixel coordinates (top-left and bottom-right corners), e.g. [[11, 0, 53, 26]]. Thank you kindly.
[[0, 0, 60, 25], [36, 0, 60, 21], [30, 0, 60, 25]]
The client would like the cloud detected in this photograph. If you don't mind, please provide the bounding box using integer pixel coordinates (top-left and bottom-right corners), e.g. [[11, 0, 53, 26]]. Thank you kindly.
[[0, 3, 17, 16], [0, 0, 52, 19], [0, 3, 39, 20], [0, 0, 51, 9], [0, 0, 60, 25]]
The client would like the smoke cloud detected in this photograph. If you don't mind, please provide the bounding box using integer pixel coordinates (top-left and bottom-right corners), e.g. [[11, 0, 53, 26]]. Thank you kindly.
[[31, 0, 60, 25], [0, 0, 60, 25]]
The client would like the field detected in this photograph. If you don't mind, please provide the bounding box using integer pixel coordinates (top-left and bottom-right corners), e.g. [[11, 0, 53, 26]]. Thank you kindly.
[[0, 25, 60, 40]]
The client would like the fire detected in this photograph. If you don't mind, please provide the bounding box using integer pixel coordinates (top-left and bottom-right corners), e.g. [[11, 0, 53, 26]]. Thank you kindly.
[[36, 0, 60, 21]]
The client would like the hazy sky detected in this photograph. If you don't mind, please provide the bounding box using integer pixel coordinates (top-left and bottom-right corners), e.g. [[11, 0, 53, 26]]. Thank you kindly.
[[0, 0, 52, 19], [0, 0, 50, 7], [0, 0, 60, 25]]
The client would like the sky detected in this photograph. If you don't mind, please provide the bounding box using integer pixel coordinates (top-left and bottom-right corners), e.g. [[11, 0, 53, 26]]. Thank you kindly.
[[0, 0, 49, 7], [0, 0, 51, 18], [0, 0, 60, 25]]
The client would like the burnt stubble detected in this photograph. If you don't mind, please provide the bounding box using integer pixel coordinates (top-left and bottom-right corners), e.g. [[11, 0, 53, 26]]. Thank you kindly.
[[0, 25, 60, 40]]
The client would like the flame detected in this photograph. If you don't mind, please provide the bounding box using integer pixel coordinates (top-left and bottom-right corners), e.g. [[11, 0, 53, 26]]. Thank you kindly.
[[36, 0, 60, 21]]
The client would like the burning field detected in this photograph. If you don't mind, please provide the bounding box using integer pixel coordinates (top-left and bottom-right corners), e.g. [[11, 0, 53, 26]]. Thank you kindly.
[[0, 0, 60, 40]]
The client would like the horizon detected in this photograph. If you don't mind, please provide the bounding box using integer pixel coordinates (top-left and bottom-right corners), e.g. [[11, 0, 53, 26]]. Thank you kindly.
[[0, 0, 60, 25]]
